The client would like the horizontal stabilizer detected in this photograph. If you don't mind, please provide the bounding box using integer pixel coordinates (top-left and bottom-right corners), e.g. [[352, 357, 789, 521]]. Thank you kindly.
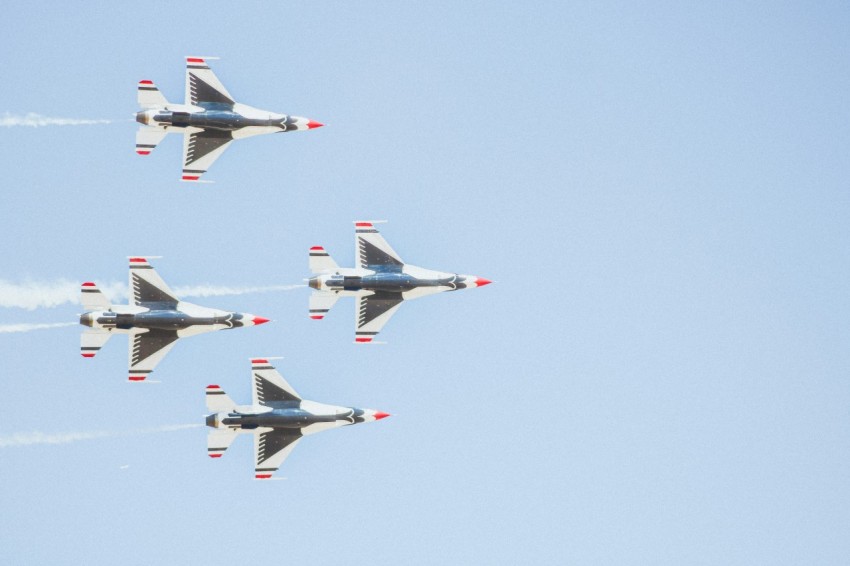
[[206, 384, 237, 412], [309, 246, 338, 274], [207, 428, 238, 458], [309, 291, 340, 320], [135, 127, 168, 156], [81, 329, 111, 358], [137, 80, 169, 109], [80, 282, 110, 311]]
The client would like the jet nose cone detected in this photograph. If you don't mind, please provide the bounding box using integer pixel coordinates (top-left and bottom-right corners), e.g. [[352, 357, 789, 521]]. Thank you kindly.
[[306, 120, 324, 129], [252, 316, 270, 326], [460, 275, 492, 288], [374, 411, 391, 421]]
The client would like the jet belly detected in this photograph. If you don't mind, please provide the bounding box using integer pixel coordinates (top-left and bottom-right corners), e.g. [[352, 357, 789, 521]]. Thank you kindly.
[[232, 102, 275, 120], [232, 126, 282, 140], [402, 264, 454, 281], [226, 407, 340, 430], [359, 270, 456, 295]]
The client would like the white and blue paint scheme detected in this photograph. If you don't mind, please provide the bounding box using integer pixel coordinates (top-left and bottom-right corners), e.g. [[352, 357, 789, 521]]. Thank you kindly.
[[79, 257, 269, 382], [205, 358, 390, 480], [308, 221, 491, 343], [135, 56, 323, 182]]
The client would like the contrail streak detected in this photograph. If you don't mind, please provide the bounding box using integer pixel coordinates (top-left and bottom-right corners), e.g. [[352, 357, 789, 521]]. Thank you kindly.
[[0, 424, 203, 448], [0, 280, 304, 310], [172, 284, 306, 297], [0, 112, 115, 127], [0, 279, 125, 310], [0, 322, 76, 334]]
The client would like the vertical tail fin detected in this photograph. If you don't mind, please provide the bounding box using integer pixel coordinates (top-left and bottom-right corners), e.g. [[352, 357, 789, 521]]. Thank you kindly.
[[205, 385, 237, 412], [309, 246, 338, 274], [80, 282, 110, 311], [137, 80, 169, 108]]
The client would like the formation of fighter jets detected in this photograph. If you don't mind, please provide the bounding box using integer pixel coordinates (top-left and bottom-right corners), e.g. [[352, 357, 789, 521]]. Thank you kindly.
[[72, 56, 492, 478]]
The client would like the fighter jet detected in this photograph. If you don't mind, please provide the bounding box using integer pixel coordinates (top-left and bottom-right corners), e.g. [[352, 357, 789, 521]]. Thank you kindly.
[[135, 56, 323, 182], [79, 257, 269, 382], [205, 358, 390, 479], [307, 221, 491, 343]]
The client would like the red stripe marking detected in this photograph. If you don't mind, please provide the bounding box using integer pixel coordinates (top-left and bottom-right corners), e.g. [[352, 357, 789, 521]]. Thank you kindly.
[[82, 282, 96, 287], [355, 337, 372, 343], [209, 454, 222, 458], [310, 315, 323, 320], [139, 80, 153, 85], [206, 385, 220, 389], [355, 222, 372, 227], [129, 257, 147, 263], [310, 246, 324, 251], [255, 474, 272, 479], [128, 376, 146, 382], [187, 57, 205, 63], [136, 150, 151, 155], [182, 175, 200, 181], [81, 353, 95, 358], [252, 358, 268, 364]]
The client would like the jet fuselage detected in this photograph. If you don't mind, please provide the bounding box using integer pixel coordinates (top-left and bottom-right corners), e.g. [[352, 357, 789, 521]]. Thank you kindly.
[[208, 403, 374, 430], [135, 102, 317, 135], [309, 265, 480, 294], [207, 400, 386, 437], [137, 109, 294, 131], [80, 309, 255, 331]]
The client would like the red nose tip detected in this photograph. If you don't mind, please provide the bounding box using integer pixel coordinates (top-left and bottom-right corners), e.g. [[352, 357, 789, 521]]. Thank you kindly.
[[307, 120, 324, 129], [476, 278, 492, 287], [252, 316, 270, 325], [374, 412, 391, 420]]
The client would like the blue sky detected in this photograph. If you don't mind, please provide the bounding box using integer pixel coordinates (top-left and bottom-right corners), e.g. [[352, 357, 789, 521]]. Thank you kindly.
[[1, 1, 849, 564]]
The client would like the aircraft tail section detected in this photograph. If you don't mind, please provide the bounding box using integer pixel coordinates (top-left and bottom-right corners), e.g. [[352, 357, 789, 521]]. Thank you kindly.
[[206, 428, 238, 458], [81, 329, 112, 358], [80, 282, 110, 311], [137, 80, 169, 108], [309, 291, 340, 320], [205, 385, 237, 412], [309, 246, 338, 274], [135, 127, 168, 156]]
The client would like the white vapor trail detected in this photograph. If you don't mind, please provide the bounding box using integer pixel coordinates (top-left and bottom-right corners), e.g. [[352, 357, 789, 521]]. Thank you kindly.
[[172, 283, 306, 297], [0, 112, 114, 127], [0, 279, 125, 310], [0, 322, 76, 334], [0, 280, 304, 310], [0, 424, 203, 448]]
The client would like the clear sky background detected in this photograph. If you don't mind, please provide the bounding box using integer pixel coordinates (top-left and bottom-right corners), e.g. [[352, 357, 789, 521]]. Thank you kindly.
[[1, 1, 849, 564]]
